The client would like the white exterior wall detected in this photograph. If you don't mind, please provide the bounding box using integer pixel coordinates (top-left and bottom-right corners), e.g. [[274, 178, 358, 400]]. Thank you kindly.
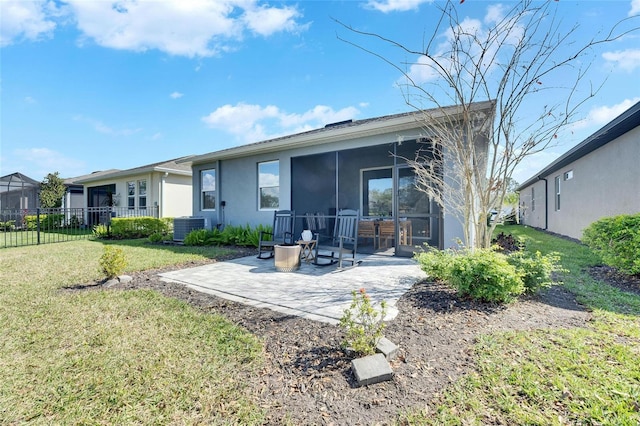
[[159, 174, 192, 218], [547, 126, 640, 239], [83, 172, 192, 218]]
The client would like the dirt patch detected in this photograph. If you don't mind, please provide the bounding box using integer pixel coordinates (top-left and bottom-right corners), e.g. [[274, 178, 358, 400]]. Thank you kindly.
[[67, 247, 598, 425], [589, 265, 640, 297]]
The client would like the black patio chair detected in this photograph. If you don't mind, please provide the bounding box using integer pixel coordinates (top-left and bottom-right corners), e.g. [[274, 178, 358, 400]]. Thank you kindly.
[[313, 209, 359, 268], [257, 210, 296, 259]]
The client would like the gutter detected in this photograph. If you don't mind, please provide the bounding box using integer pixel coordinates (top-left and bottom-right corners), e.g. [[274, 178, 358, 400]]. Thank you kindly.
[[538, 176, 548, 230]]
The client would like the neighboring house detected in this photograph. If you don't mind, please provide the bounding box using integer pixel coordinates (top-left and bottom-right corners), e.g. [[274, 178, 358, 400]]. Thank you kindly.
[[0, 172, 40, 210], [73, 157, 194, 226], [518, 100, 640, 240], [182, 101, 495, 256]]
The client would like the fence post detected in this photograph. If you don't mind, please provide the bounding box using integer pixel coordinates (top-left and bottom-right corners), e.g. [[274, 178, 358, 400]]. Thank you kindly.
[[36, 208, 41, 245]]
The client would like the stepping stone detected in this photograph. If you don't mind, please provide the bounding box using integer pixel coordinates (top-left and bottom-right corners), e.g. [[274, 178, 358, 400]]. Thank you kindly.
[[376, 337, 399, 360], [118, 275, 133, 283], [351, 353, 393, 387]]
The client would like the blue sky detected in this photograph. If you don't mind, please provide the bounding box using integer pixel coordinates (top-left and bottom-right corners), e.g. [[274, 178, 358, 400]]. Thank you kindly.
[[1, 0, 639, 185]]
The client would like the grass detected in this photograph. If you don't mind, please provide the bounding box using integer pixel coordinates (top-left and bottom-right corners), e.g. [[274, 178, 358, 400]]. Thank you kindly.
[[3, 227, 639, 424], [402, 225, 640, 425], [0, 239, 266, 424], [1, 228, 93, 248]]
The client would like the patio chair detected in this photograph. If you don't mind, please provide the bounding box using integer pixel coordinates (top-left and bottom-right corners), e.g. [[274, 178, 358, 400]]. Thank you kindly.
[[257, 210, 295, 259], [313, 209, 359, 268], [358, 219, 377, 249], [304, 212, 327, 235], [378, 219, 395, 249]]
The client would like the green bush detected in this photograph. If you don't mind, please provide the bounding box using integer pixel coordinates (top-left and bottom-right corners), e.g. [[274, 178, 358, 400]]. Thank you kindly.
[[148, 232, 165, 243], [448, 249, 524, 303], [110, 217, 170, 239], [414, 248, 454, 281], [582, 213, 640, 275], [0, 220, 16, 231], [507, 250, 564, 294], [99, 246, 127, 279], [183, 224, 270, 247], [338, 288, 387, 356], [92, 224, 110, 239]]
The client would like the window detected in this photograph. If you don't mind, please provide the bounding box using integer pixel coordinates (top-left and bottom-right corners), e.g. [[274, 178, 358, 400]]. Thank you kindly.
[[555, 176, 561, 211], [531, 187, 535, 212], [138, 180, 147, 210], [564, 170, 573, 180], [258, 161, 279, 210], [201, 169, 216, 210], [127, 181, 135, 209]]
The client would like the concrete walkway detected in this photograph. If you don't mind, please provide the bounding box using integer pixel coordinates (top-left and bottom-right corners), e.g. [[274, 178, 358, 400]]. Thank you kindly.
[[159, 253, 426, 325]]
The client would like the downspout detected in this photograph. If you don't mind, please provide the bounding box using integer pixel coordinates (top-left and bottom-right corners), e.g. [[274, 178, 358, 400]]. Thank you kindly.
[[537, 176, 548, 230], [160, 172, 168, 217]]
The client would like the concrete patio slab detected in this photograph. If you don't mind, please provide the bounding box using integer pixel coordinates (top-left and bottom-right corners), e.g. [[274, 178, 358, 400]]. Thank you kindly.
[[159, 253, 425, 325]]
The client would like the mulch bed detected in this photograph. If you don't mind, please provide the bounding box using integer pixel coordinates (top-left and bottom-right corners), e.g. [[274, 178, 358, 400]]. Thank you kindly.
[[66, 246, 640, 425]]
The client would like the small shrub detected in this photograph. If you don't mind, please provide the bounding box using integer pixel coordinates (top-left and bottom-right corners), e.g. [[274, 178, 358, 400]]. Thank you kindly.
[[338, 288, 387, 356], [92, 224, 110, 239], [448, 249, 524, 303], [184, 229, 218, 246], [583, 213, 640, 276], [507, 250, 565, 294], [491, 232, 524, 253], [110, 217, 170, 239], [415, 247, 454, 281], [99, 246, 127, 279], [148, 232, 165, 243]]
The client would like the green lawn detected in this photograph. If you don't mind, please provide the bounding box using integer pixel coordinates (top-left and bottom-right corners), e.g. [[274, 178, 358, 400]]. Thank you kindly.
[[403, 225, 640, 425], [0, 239, 266, 424], [2, 228, 639, 424]]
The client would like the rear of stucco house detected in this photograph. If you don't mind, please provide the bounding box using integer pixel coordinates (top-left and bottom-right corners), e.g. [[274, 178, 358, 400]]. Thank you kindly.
[[518, 100, 640, 240], [182, 101, 495, 256]]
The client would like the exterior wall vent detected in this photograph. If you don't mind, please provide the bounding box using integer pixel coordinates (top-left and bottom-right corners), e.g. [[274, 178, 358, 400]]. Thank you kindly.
[[324, 119, 353, 128]]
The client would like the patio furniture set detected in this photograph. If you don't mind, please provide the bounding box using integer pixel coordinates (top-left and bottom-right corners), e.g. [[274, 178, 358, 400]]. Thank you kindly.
[[257, 209, 360, 271]]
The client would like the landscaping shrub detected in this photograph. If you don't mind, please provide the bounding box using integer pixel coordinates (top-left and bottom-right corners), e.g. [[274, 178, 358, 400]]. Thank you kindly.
[[448, 249, 524, 303], [338, 288, 387, 356], [148, 232, 166, 243], [183, 224, 270, 247], [582, 213, 640, 276], [99, 246, 127, 279], [0, 220, 16, 231], [506, 250, 564, 294], [92, 224, 110, 239], [491, 232, 523, 253], [109, 217, 170, 239], [414, 247, 454, 281]]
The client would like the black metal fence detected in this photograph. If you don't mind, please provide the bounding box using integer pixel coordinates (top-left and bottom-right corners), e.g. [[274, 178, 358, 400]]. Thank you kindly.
[[0, 206, 159, 248]]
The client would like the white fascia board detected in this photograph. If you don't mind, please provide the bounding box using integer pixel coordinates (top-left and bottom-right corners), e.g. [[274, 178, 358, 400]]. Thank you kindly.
[[76, 167, 190, 184]]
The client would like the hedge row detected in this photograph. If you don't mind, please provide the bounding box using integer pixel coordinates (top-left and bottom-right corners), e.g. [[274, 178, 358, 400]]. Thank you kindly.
[[582, 213, 640, 275]]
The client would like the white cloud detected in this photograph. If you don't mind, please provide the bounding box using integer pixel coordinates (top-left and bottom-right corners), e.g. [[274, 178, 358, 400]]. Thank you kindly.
[[512, 150, 561, 185], [365, 0, 431, 13], [602, 49, 640, 73], [2, 147, 86, 180], [630, 0, 640, 16], [242, 3, 306, 36], [73, 115, 142, 136], [170, 91, 184, 99], [64, 0, 307, 57], [0, 0, 58, 47], [24, 96, 37, 104], [571, 97, 640, 131], [201, 103, 360, 143]]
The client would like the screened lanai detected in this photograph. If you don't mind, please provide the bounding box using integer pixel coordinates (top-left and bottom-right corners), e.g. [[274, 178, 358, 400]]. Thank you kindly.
[[290, 139, 442, 257], [0, 172, 40, 211]]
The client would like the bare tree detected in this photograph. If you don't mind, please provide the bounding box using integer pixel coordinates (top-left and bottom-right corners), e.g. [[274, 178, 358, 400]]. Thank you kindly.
[[338, 0, 638, 248]]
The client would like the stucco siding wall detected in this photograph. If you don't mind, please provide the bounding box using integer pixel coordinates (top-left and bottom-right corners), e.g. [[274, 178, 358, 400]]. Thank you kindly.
[[519, 179, 547, 229], [161, 174, 192, 218], [546, 126, 640, 239], [191, 126, 427, 229]]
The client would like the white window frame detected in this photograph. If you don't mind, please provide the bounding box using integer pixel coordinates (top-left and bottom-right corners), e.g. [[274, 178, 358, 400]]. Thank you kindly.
[[127, 181, 135, 209], [258, 160, 280, 211], [201, 169, 216, 211], [138, 180, 147, 210]]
